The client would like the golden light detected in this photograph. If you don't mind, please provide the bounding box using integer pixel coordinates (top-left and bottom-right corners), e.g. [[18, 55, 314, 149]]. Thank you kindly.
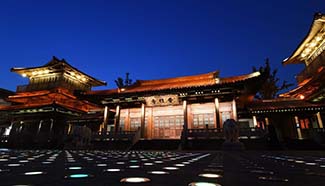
[[299, 94, 305, 100], [81, 77, 87, 82], [316, 36, 322, 41], [305, 48, 311, 53], [121, 88, 125, 91], [120, 177, 150, 183], [32, 71, 37, 76], [310, 42, 317, 47], [22, 73, 27, 77], [199, 173, 223, 178], [44, 69, 50, 74], [76, 75, 81, 79], [71, 72, 75, 76]]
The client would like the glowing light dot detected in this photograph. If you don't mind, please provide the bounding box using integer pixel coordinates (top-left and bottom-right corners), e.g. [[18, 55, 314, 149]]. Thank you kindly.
[[7, 164, 21, 167], [163, 167, 179, 170], [199, 173, 222, 178], [68, 167, 82, 170], [24, 171, 45, 175], [295, 160, 305, 163], [299, 95, 305, 100], [120, 177, 150, 183], [96, 164, 107, 167], [104, 169, 121, 172], [188, 182, 221, 186], [148, 171, 169, 175], [129, 165, 140, 168], [68, 174, 89, 178]]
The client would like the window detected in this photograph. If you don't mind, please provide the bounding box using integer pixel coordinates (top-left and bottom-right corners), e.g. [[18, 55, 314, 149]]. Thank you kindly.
[[192, 113, 214, 129]]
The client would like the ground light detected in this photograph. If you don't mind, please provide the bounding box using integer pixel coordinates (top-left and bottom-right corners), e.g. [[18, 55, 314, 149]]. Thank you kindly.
[[42, 162, 52, 164], [128, 165, 140, 168], [163, 167, 179, 170], [65, 174, 93, 179], [199, 173, 222, 178], [188, 182, 221, 186], [120, 177, 150, 183], [103, 168, 121, 172], [23, 171, 46, 176], [96, 164, 107, 167], [148, 171, 169, 175], [7, 164, 22, 167], [68, 167, 82, 170]]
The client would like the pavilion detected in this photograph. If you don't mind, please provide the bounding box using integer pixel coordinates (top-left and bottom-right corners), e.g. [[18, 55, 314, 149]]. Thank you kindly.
[[248, 13, 325, 143], [0, 57, 106, 148]]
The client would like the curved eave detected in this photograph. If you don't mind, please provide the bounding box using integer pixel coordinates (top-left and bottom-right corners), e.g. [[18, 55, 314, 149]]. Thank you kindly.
[[219, 71, 261, 84], [11, 56, 107, 87], [283, 13, 325, 65], [60, 60, 107, 87], [85, 71, 261, 96]]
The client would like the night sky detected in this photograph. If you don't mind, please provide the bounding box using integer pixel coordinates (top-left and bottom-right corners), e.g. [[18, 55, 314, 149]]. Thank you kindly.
[[0, 0, 324, 92]]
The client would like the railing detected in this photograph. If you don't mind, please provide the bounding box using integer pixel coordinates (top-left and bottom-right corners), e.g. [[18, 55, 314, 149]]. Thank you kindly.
[[92, 130, 138, 141], [186, 127, 267, 139], [187, 128, 224, 139]]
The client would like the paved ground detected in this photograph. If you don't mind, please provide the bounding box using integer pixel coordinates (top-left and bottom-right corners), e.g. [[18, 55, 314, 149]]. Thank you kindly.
[[0, 149, 325, 186]]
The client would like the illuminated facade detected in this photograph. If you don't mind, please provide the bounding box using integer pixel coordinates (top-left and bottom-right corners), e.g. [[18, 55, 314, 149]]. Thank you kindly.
[[85, 70, 264, 139], [0, 57, 106, 148]]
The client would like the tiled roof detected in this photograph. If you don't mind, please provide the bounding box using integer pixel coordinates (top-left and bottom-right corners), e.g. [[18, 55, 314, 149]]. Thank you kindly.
[[0, 87, 101, 113], [280, 67, 325, 99], [248, 98, 325, 111], [87, 71, 261, 95], [283, 13, 325, 65]]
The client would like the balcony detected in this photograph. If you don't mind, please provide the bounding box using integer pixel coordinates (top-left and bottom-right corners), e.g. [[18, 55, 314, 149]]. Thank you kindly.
[[186, 127, 267, 139]]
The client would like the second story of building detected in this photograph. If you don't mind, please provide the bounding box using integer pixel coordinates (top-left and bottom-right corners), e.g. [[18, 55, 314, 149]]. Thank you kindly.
[[283, 13, 325, 85], [11, 56, 107, 93]]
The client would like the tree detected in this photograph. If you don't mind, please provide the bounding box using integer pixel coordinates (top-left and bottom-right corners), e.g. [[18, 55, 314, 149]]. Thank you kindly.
[[253, 58, 293, 99], [114, 72, 133, 88]]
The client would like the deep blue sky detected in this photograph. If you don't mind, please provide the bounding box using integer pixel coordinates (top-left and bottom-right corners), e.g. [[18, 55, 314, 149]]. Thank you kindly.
[[0, 0, 324, 91]]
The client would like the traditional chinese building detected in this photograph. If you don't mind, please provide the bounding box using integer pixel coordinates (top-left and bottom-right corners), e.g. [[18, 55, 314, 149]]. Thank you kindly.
[[85, 70, 264, 140], [248, 13, 325, 142], [0, 57, 106, 148]]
